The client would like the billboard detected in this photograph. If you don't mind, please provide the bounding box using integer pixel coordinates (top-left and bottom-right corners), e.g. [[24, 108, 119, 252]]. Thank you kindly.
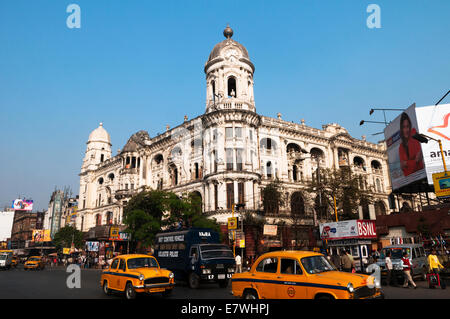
[[32, 230, 51, 242], [320, 220, 377, 240], [384, 103, 426, 190], [11, 199, 33, 211], [432, 172, 450, 199], [415, 103, 450, 184]]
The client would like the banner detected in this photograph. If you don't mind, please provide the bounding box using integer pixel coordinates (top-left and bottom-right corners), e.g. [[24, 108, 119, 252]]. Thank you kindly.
[[415, 103, 450, 184], [320, 220, 377, 240], [86, 241, 99, 252], [11, 199, 33, 211], [384, 103, 426, 190], [32, 230, 51, 242], [263, 225, 278, 236]]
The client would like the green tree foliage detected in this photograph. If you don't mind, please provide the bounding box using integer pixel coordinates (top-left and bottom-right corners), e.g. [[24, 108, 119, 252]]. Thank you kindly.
[[307, 167, 374, 221], [261, 180, 285, 215], [53, 225, 84, 251], [123, 189, 222, 251]]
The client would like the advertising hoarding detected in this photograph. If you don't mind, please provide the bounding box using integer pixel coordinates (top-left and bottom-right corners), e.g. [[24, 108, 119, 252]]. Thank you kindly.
[[384, 103, 427, 190], [263, 225, 278, 236], [319, 220, 377, 240], [11, 199, 33, 211], [415, 103, 450, 184], [86, 241, 99, 252], [432, 172, 450, 198], [32, 230, 51, 242]]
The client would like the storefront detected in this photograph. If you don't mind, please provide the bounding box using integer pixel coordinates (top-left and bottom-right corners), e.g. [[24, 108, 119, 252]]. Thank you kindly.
[[85, 225, 129, 265], [320, 219, 378, 273]]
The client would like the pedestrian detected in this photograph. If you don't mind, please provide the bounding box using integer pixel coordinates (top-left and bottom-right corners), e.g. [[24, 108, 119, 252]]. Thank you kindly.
[[428, 249, 446, 289], [401, 252, 417, 289], [331, 252, 341, 271], [384, 251, 397, 287], [346, 249, 355, 272], [235, 254, 242, 273], [340, 250, 353, 272]]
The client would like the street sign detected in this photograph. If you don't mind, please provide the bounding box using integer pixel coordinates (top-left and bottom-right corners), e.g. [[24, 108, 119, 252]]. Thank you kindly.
[[263, 225, 278, 236], [227, 217, 238, 230], [432, 171, 450, 198]]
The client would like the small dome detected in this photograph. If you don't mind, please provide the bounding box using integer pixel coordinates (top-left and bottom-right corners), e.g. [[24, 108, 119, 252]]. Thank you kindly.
[[88, 123, 111, 144], [207, 25, 251, 63]]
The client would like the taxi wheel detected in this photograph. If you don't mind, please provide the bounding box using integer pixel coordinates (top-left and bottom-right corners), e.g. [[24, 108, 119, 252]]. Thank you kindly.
[[125, 282, 136, 300], [188, 273, 200, 289], [243, 290, 259, 299], [103, 281, 111, 295]]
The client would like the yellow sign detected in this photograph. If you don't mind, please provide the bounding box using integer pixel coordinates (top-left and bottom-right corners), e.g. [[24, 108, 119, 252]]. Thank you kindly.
[[238, 239, 245, 248], [110, 226, 120, 239], [432, 172, 450, 198], [228, 217, 238, 230], [63, 248, 70, 255]]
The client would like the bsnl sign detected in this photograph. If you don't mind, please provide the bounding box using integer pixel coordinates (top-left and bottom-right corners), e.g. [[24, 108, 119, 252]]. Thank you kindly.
[[320, 220, 377, 240]]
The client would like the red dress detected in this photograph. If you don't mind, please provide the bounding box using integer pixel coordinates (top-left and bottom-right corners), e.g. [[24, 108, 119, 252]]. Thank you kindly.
[[398, 129, 424, 176]]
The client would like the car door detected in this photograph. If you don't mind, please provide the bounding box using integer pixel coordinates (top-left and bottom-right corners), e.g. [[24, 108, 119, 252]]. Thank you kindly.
[[276, 258, 307, 299], [107, 258, 120, 290], [253, 257, 279, 299]]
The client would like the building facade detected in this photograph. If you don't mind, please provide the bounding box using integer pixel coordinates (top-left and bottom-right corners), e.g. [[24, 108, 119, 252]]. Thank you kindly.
[[76, 26, 394, 244]]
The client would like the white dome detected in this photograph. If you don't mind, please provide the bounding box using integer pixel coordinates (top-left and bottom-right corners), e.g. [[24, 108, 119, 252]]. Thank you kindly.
[[88, 123, 111, 144]]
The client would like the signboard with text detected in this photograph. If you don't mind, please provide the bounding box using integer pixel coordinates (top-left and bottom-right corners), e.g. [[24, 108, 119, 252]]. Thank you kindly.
[[432, 171, 450, 198], [320, 220, 377, 240]]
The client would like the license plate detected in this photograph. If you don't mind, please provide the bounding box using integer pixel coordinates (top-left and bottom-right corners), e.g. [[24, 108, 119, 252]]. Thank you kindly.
[[218, 274, 225, 279], [149, 288, 165, 293]]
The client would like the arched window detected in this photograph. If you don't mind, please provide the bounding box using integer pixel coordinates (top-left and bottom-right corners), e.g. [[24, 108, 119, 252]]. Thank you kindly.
[[353, 156, 365, 170], [211, 80, 216, 101], [291, 192, 305, 216], [375, 201, 386, 216], [106, 212, 113, 225], [95, 214, 102, 226], [266, 161, 273, 178], [227, 77, 237, 98]]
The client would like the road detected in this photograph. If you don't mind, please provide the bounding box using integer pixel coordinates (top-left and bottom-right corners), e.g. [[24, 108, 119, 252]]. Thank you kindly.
[[1, 265, 449, 299]]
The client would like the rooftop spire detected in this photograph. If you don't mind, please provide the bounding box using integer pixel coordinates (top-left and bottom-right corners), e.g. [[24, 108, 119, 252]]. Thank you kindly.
[[223, 24, 233, 39]]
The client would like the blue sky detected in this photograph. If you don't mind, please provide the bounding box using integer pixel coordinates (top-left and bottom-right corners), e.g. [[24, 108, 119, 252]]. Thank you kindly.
[[0, 0, 449, 211]]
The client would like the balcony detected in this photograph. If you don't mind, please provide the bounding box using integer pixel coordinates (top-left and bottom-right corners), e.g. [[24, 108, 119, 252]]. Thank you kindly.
[[208, 98, 255, 112]]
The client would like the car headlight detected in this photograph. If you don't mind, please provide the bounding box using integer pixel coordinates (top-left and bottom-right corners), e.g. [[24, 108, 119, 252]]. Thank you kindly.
[[228, 268, 235, 273], [202, 268, 211, 274], [375, 278, 381, 289], [347, 283, 354, 293], [139, 274, 145, 281], [169, 272, 174, 279]]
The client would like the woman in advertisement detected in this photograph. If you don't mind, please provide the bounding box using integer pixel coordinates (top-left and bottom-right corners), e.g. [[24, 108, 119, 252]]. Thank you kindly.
[[399, 112, 424, 176]]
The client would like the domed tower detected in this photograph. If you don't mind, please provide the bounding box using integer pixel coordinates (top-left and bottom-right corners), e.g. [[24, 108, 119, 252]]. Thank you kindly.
[[205, 25, 255, 113], [81, 123, 112, 172]]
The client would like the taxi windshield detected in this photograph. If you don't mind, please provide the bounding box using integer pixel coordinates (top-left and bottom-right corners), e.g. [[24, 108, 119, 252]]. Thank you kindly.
[[301, 256, 336, 274], [0, 255, 7, 260], [28, 258, 40, 262], [127, 257, 158, 269], [200, 245, 234, 260]]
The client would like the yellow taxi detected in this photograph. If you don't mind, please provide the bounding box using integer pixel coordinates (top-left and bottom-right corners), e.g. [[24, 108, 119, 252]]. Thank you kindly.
[[24, 256, 45, 270], [231, 251, 384, 299], [100, 254, 175, 299], [11, 256, 18, 268]]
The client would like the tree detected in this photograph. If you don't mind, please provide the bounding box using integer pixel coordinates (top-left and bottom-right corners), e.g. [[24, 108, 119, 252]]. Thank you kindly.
[[306, 167, 374, 221], [261, 180, 285, 216], [53, 225, 84, 251], [123, 189, 222, 252], [123, 189, 169, 252]]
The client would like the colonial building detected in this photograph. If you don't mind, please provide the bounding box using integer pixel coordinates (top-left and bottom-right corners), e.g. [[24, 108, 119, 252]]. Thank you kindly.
[[76, 26, 394, 248]]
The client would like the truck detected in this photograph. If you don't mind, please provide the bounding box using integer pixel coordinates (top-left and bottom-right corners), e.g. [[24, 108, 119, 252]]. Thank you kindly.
[[0, 250, 13, 270], [153, 228, 236, 289]]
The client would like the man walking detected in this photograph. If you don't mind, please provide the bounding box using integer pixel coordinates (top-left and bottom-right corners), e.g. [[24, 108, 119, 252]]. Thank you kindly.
[[384, 251, 397, 286], [235, 254, 242, 273], [401, 252, 417, 289], [340, 250, 353, 272], [428, 249, 446, 288]]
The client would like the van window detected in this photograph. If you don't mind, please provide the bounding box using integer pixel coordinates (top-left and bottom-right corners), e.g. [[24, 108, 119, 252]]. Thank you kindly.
[[419, 247, 425, 257], [256, 258, 278, 273], [412, 248, 417, 259]]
